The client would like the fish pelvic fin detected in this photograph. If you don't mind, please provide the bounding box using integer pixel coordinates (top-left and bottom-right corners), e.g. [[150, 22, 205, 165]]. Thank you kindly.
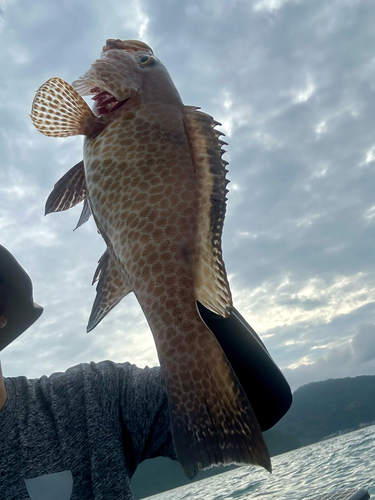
[[87, 248, 133, 332], [31, 77, 105, 138], [160, 317, 271, 479], [74, 198, 92, 230], [45, 161, 86, 215], [45, 160, 92, 229], [183, 106, 232, 318]]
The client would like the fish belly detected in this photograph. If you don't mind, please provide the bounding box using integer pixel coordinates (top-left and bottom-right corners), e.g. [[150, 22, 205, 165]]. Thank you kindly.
[[84, 107, 269, 477]]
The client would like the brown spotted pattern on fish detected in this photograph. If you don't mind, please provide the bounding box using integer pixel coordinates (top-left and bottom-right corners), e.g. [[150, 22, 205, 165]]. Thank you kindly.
[[31, 40, 271, 478]]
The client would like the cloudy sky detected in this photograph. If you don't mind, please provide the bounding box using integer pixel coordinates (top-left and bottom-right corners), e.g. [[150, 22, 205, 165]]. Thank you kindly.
[[0, 0, 374, 392]]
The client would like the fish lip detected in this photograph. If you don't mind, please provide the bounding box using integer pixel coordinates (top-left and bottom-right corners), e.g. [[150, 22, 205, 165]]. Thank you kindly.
[[102, 39, 122, 53], [102, 39, 154, 55]]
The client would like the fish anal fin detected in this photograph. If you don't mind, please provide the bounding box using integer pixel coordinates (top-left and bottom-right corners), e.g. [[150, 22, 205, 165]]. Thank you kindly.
[[87, 248, 133, 332], [183, 106, 232, 317], [45, 160, 86, 215], [31, 77, 105, 138]]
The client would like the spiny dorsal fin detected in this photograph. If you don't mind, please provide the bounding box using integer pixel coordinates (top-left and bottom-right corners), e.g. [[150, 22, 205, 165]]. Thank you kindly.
[[31, 77, 104, 138], [45, 161, 86, 215], [183, 106, 232, 318], [87, 248, 133, 332]]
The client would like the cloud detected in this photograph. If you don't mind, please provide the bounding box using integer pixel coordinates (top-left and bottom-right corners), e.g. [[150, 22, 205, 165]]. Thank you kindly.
[[0, 0, 374, 394], [351, 324, 375, 363], [282, 322, 375, 391], [231, 272, 375, 333], [253, 0, 301, 12]]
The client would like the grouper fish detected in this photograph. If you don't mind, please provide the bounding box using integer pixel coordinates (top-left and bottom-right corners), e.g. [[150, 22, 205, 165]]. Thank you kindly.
[[30, 39, 271, 478]]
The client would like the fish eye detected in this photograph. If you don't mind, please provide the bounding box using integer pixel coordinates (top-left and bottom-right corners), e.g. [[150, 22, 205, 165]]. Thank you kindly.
[[139, 55, 155, 67]]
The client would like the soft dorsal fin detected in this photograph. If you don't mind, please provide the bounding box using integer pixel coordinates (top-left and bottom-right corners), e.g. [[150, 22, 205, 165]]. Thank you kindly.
[[183, 107, 232, 318], [87, 248, 133, 332]]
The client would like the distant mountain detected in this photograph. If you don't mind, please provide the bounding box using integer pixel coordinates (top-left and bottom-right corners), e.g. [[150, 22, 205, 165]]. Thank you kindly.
[[131, 375, 375, 499], [273, 375, 375, 445]]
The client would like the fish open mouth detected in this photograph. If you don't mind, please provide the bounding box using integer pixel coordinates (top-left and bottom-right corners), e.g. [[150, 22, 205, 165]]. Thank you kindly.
[[90, 87, 132, 116]]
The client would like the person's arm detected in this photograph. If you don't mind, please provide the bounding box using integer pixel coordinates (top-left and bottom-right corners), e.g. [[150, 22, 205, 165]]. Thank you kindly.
[[120, 363, 176, 463], [55, 360, 175, 478], [95, 361, 176, 475]]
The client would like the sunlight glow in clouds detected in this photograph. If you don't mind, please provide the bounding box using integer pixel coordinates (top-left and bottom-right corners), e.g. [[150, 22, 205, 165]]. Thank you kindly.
[[293, 81, 316, 104], [287, 355, 315, 370], [231, 272, 375, 333], [215, 90, 249, 137], [253, 0, 300, 12], [365, 206, 375, 220], [365, 146, 375, 164], [137, 3, 149, 39], [315, 121, 328, 137]]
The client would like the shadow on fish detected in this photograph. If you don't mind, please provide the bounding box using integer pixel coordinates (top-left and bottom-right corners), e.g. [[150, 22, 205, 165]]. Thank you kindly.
[[30, 39, 271, 478]]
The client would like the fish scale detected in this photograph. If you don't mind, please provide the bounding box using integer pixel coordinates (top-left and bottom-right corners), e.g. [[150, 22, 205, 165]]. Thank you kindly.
[[85, 111, 252, 477], [30, 39, 271, 478], [85, 105, 197, 303]]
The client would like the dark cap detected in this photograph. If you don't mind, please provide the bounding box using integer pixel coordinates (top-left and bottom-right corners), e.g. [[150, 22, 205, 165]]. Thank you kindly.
[[0, 245, 43, 351]]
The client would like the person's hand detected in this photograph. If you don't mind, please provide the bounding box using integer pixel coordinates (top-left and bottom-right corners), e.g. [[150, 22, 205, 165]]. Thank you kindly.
[[0, 283, 7, 329]]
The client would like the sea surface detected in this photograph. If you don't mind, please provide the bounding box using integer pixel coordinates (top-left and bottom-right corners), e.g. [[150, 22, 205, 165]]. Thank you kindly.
[[145, 425, 375, 500]]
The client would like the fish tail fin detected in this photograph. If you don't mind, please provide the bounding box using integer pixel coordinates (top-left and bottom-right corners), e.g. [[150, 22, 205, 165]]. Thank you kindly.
[[159, 319, 271, 479], [30, 77, 104, 138]]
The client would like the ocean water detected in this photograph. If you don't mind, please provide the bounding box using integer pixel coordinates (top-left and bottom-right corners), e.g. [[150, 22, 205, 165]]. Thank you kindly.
[[145, 425, 375, 500]]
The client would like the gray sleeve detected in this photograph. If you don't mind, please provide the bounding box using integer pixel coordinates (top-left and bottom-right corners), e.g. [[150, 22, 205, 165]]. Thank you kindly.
[[0, 361, 176, 499], [116, 363, 177, 466], [79, 361, 177, 473], [42, 360, 176, 475]]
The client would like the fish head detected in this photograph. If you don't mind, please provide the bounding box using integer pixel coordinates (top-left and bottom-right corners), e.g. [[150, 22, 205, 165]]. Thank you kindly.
[[72, 39, 182, 117]]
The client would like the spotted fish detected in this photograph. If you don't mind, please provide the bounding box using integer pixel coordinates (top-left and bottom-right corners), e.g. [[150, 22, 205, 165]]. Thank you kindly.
[[30, 39, 271, 478]]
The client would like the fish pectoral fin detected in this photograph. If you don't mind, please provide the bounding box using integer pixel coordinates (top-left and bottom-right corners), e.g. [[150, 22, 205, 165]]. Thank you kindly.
[[183, 106, 232, 318], [87, 248, 133, 332], [45, 160, 86, 215], [74, 198, 92, 230], [31, 77, 105, 138]]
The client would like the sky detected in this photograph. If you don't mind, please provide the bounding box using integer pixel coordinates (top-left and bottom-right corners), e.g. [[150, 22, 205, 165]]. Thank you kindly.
[[0, 0, 374, 392]]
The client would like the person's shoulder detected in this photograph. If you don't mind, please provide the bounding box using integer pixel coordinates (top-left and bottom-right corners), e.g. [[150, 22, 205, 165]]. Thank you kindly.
[[5, 361, 163, 401], [46, 360, 162, 393], [66, 360, 161, 380], [86, 360, 163, 390]]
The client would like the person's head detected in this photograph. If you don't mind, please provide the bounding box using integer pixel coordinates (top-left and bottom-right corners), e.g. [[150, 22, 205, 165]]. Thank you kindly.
[[0, 245, 43, 352], [0, 281, 7, 329]]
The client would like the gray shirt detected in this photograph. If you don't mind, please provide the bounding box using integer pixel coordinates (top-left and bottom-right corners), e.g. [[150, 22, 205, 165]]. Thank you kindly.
[[0, 361, 176, 499]]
